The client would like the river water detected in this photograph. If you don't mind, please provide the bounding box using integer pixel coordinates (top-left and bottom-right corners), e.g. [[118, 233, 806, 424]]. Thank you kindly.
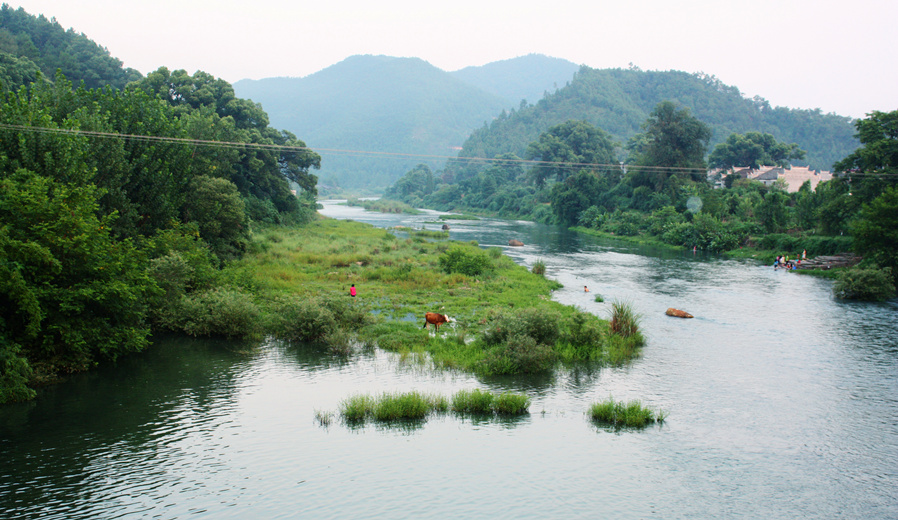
[[2, 201, 896, 519]]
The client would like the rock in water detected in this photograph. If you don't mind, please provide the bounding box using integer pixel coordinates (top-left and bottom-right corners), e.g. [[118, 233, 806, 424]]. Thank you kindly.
[[666, 308, 694, 318], [508, 239, 524, 246]]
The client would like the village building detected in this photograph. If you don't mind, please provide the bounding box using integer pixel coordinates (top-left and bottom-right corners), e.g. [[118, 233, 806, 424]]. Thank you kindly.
[[709, 165, 833, 192]]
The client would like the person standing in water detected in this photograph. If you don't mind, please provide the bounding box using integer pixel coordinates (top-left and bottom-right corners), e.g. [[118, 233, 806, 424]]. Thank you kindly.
[[584, 286, 589, 293], [349, 284, 356, 297]]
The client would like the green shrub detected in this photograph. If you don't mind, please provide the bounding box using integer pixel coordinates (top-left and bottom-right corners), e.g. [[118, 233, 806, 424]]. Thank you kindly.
[[833, 268, 896, 301], [531, 259, 546, 276], [0, 343, 36, 403], [268, 297, 338, 342], [178, 288, 262, 339], [147, 252, 195, 300], [482, 333, 556, 375], [562, 311, 604, 348], [438, 245, 492, 276]]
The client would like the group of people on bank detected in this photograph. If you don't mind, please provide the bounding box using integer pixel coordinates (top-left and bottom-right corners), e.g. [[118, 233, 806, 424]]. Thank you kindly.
[[774, 250, 807, 270]]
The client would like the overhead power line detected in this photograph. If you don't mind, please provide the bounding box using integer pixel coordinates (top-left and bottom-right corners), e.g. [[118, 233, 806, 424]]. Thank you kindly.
[[2, 122, 891, 177]]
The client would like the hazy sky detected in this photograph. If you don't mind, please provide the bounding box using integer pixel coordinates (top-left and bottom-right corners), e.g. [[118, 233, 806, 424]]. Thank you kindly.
[[8, 0, 896, 118]]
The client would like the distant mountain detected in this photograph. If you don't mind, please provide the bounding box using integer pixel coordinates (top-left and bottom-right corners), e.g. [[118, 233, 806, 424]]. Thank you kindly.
[[450, 66, 859, 180], [0, 5, 141, 90], [234, 54, 579, 193], [449, 54, 579, 106]]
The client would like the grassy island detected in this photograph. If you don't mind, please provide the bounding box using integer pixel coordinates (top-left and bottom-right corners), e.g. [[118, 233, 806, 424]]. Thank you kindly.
[[226, 217, 644, 376]]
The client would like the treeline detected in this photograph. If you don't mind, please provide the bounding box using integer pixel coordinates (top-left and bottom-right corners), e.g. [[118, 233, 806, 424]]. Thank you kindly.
[[385, 105, 898, 300], [0, 70, 321, 403], [448, 66, 858, 183], [0, 4, 141, 90]]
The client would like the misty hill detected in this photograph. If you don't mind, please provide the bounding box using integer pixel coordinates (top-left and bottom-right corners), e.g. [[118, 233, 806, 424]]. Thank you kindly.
[[449, 54, 579, 106], [233, 54, 580, 193], [452, 67, 858, 179], [0, 5, 141, 90]]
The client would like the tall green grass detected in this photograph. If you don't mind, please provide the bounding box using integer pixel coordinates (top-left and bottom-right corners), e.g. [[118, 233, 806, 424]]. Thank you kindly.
[[589, 398, 665, 428], [336, 389, 530, 424], [609, 300, 641, 338]]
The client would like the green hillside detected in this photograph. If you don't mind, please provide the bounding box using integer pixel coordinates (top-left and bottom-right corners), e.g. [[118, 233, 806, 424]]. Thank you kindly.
[[450, 66, 858, 180], [0, 4, 141, 90], [234, 55, 513, 193], [449, 54, 579, 105]]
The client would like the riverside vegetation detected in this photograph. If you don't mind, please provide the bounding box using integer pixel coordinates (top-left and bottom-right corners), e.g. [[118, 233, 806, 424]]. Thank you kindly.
[[334, 388, 532, 425], [226, 218, 645, 374]]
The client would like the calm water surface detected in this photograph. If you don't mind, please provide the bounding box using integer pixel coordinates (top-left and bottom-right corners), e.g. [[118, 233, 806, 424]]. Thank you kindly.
[[1, 201, 896, 519]]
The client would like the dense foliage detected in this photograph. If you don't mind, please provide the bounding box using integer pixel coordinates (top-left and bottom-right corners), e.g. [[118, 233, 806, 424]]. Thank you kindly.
[[0, 69, 320, 402], [0, 4, 141, 90]]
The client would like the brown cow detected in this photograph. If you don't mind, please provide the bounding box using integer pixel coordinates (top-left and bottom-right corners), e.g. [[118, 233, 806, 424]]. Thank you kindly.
[[423, 312, 456, 331]]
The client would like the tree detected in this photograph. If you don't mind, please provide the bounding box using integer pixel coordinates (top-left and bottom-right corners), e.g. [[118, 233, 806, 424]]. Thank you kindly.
[[708, 131, 806, 171], [850, 187, 898, 281], [833, 110, 898, 175], [526, 120, 616, 187], [0, 169, 155, 386], [548, 171, 605, 226], [627, 101, 711, 190]]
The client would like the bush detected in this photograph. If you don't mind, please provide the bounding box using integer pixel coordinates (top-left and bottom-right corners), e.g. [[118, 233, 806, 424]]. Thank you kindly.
[[562, 311, 604, 348], [268, 297, 338, 342], [833, 268, 896, 301], [482, 333, 556, 375], [438, 245, 493, 276], [178, 288, 262, 339]]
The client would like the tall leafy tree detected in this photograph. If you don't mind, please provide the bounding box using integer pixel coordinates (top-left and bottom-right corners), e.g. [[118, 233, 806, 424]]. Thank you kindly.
[[708, 132, 806, 170], [627, 101, 711, 191], [525, 120, 616, 187], [850, 187, 898, 281]]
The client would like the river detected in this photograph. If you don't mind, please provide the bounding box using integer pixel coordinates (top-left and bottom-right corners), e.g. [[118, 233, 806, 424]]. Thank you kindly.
[[1, 200, 896, 519]]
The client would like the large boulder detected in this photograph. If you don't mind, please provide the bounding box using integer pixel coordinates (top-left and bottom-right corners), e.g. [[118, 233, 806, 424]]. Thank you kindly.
[[665, 308, 694, 318], [508, 239, 524, 247]]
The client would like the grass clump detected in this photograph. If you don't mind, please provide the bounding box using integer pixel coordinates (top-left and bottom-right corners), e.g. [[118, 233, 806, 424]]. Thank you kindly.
[[609, 300, 641, 338], [492, 392, 532, 415], [340, 392, 447, 422], [531, 259, 546, 276], [451, 388, 495, 414], [594, 294, 604, 302], [589, 398, 664, 428], [340, 394, 376, 422], [336, 389, 529, 425], [452, 389, 530, 415]]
